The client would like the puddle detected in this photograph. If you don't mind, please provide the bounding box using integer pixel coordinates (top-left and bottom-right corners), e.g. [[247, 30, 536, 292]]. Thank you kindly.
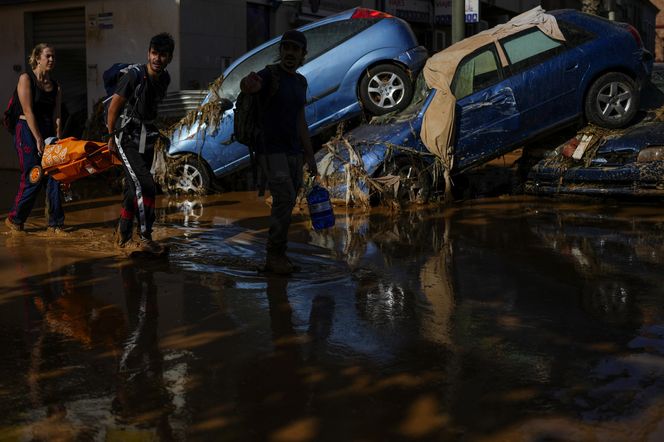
[[0, 192, 663, 440]]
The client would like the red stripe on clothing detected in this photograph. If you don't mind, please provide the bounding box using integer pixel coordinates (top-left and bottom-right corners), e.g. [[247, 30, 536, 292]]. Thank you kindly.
[[120, 208, 134, 220], [9, 123, 27, 219], [143, 197, 155, 208]]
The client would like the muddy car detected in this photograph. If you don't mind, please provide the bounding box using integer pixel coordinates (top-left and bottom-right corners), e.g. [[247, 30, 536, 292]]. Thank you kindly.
[[525, 122, 664, 197], [166, 8, 428, 193], [317, 9, 652, 204]]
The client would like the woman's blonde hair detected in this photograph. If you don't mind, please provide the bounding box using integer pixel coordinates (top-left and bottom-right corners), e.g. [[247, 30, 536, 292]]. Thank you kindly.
[[28, 43, 54, 69]]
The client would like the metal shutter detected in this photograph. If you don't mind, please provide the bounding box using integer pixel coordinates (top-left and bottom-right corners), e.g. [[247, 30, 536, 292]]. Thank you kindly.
[[31, 8, 87, 120]]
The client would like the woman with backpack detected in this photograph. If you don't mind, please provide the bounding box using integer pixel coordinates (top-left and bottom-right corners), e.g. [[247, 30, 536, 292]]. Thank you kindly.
[[5, 43, 65, 234]]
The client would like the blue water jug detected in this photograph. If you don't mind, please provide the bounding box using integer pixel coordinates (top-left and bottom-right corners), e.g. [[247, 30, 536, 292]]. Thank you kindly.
[[307, 185, 335, 230]]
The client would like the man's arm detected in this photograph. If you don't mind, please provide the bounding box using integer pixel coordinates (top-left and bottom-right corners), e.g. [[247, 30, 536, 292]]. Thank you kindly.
[[106, 93, 127, 153], [298, 108, 317, 177]]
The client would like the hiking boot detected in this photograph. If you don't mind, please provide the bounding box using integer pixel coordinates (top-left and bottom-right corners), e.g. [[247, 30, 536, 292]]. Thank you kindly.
[[5, 217, 24, 232], [264, 253, 295, 275], [138, 237, 166, 255]]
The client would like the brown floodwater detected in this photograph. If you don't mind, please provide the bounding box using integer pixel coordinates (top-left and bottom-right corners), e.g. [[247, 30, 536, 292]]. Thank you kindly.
[[1, 192, 664, 441]]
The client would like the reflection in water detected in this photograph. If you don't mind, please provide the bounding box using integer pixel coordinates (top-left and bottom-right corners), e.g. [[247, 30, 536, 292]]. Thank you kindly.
[[156, 196, 205, 227], [311, 209, 454, 347], [113, 264, 175, 440], [11, 250, 187, 440], [237, 276, 312, 440], [2, 195, 664, 440]]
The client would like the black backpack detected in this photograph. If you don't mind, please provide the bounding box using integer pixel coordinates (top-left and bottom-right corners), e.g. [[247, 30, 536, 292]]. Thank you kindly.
[[233, 64, 307, 146], [233, 64, 281, 148], [3, 72, 37, 135], [102, 63, 146, 134]]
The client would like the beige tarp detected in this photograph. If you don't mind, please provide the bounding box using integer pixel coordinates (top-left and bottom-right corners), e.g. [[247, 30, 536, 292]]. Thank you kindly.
[[421, 6, 566, 161]]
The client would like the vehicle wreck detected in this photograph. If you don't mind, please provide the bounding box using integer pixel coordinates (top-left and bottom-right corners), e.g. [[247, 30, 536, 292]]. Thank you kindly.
[[316, 6, 653, 206], [161, 7, 428, 194], [526, 118, 664, 197]]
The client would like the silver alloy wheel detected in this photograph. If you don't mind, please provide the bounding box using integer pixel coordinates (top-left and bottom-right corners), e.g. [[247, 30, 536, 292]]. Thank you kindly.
[[175, 163, 204, 193], [596, 81, 633, 120], [367, 71, 406, 109]]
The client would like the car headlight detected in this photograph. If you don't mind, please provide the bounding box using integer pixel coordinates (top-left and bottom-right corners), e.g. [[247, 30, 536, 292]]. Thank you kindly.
[[637, 146, 664, 163]]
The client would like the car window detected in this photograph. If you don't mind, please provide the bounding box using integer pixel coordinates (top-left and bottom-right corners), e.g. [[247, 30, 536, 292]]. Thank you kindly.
[[556, 19, 595, 47], [216, 41, 280, 102], [303, 18, 378, 61], [214, 18, 377, 102], [452, 47, 501, 100], [501, 28, 564, 75]]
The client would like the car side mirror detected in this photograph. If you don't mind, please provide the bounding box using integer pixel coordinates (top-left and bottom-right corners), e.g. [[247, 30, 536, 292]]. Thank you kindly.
[[219, 98, 234, 112]]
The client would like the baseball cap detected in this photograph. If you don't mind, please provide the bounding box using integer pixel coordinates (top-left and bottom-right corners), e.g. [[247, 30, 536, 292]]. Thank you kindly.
[[281, 30, 307, 50]]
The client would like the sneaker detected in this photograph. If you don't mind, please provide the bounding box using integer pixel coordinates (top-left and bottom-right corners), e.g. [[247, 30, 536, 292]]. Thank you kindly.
[[5, 217, 24, 232], [114, 225, 132, 248], [117, 239, 133, 249], [46, 226, 69, 236], [264, 253, 295, 275]]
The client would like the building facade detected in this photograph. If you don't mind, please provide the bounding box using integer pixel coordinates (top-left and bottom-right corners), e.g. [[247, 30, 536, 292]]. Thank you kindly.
[[542, 0, 660, 55], [0, 0, 376, 145], [0, 0, 659, 167], [652, 0, 664, 61]]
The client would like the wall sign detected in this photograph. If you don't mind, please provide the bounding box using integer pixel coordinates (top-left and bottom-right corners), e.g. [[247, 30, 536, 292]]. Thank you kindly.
[[435, 0, 479, 25]]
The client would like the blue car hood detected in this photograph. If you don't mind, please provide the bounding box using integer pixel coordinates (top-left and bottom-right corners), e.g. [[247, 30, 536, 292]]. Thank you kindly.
[[317, 117, 425, 177]]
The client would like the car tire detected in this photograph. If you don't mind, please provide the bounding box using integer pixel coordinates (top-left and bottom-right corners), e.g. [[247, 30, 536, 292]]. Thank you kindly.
[[584, 72, 639, 129], [359, 64, 414, 115], [168, 155, 213, 194], [379, 157, 431, 205]]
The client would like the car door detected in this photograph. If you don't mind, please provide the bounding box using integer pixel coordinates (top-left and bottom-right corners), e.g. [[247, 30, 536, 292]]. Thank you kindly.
[[453, 44, 521, 171], [498, 26, 587, 134]]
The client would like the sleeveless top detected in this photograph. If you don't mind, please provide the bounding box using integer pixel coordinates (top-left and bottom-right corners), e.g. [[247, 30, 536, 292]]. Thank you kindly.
[[21, 70, 58, 136]]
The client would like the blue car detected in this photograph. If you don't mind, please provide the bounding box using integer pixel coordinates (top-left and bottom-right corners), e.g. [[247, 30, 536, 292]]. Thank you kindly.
[[317, 9, 653, 204], [167, 8, 428, 193]]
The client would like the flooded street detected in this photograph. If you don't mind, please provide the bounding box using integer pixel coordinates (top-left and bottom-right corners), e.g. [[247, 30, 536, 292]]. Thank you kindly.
[[1, 192, 664, 441]]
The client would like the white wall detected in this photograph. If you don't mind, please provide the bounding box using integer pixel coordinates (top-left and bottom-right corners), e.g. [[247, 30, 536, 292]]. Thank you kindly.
[[80, 0, 181, 109], [0, 0, 181, 165]]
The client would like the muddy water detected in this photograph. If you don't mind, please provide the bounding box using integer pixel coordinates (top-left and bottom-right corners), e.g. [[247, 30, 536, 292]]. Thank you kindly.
[[0, 192, 663, 441]]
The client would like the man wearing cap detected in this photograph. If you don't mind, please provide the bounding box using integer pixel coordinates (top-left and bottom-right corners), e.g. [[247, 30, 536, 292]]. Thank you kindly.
[[240, 30, 318, 274]]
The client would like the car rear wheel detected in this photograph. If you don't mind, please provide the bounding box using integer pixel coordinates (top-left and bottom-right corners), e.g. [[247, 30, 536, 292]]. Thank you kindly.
[[168, 155, 212, 194], [585, 72, 639, 129], [359, 64, 414, 115]]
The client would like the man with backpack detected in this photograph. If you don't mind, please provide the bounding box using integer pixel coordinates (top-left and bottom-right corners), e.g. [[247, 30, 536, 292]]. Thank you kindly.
[[240, 30, 318, 275], [106, 33, 174, 255]]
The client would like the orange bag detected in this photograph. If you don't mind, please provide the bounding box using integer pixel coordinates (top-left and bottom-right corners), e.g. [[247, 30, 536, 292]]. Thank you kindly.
[[41, 137, 122, 184]]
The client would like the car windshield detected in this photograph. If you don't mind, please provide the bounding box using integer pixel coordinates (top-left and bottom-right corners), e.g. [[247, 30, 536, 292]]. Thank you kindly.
[[216, 41, 280, 102]]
